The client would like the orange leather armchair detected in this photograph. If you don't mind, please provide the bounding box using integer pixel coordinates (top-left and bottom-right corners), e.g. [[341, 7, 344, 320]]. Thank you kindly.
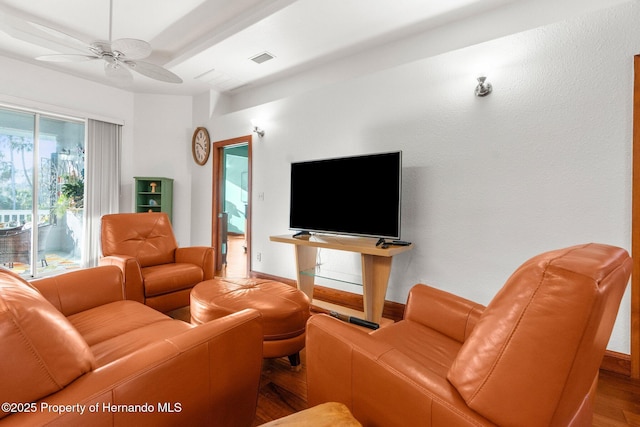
[[0, 265, 263, 426], [99, 212, 215, 312], [306, 243, 631, 426]]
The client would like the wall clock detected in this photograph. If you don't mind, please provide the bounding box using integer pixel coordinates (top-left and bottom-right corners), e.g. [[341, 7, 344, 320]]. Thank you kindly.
[[192, 127, 211, 166]]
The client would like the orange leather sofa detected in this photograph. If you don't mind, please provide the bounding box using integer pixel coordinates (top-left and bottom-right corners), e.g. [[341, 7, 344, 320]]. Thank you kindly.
[[306, 243, 632, 426], [99, 212, 215, 312], [0, 265, 263, 426]]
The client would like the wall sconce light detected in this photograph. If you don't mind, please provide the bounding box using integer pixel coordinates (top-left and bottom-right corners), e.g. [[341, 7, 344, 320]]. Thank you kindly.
[[251, 119, 265, 137], [474, 76, 492, 97], [253, 125, 265, 137]]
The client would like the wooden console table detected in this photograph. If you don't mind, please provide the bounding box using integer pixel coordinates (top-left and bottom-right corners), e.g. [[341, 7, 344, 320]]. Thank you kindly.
[[270, 234, 413, 323]]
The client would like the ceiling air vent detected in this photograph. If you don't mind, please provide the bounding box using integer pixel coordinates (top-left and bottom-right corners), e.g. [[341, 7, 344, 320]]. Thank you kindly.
[[250, 52, 275, 64]]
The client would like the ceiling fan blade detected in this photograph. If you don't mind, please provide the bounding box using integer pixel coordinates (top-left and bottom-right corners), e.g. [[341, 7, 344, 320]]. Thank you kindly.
[[0, 12, 90, 53], [37, 54, 99, 62], [128, 60, 183, 84], [104, 61, 133, 85], [25, 21, 89, 50], [111, 38, 151, 60]]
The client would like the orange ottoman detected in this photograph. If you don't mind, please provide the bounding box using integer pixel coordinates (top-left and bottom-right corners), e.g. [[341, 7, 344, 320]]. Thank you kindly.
[[191, 278, 310, 367]]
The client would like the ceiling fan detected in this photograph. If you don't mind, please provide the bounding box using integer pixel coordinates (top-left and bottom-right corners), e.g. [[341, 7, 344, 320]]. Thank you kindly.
[[29, 0, 182, 84]]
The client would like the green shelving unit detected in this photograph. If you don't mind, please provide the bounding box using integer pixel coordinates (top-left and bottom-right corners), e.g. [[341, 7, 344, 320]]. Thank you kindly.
[[134, 177, 174, 222]]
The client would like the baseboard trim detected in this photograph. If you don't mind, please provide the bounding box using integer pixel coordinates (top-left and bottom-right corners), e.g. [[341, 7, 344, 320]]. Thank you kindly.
[[601, 350, 631, 376], [250, 270, 632, 376]]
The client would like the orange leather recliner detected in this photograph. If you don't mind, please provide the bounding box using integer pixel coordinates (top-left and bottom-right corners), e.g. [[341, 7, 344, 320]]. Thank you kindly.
[[0, 265, 263, 426], [99, 212, 214, 313], [306, 243, 632, 427]]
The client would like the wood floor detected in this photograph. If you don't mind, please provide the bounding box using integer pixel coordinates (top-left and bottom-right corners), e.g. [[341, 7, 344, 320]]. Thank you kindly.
[[253, 351, 308, 426], [219, 236, 640, 426], [218, 233, 247, 277], [594, 370, 640, 426]]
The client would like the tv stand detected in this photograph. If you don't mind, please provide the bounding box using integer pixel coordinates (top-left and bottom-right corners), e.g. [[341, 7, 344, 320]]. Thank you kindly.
[[270, 234, 413, 323]]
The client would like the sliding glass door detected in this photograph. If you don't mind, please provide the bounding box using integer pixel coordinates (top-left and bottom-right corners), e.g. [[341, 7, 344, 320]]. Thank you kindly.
[[0, 107, 85, 277]]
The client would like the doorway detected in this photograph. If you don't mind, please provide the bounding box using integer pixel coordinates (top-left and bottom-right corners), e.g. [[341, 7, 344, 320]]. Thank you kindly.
[[212, 135, 252, 277]]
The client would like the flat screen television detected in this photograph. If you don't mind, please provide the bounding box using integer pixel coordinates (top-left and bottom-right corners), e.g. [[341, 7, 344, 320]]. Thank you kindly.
[[289, 151, 402, 239]]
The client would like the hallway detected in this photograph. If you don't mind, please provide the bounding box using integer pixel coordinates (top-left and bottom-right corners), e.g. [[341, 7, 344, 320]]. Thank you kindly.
[[220, 233, 247, 277]]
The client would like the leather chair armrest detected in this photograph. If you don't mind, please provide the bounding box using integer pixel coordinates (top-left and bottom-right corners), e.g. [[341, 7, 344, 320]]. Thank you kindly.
[[404, 284, 485, 343], [307, 313, 487, 426], [99, 255, 145, 303], [30, 266, 125, 316], [175, 246, 215, 280], [306, 314, 393, 408], [2, 309, 263, 426]]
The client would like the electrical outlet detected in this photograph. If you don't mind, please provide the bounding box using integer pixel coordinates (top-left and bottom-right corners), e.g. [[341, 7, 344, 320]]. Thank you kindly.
[[258, 192, 265, 201], [257, 252, 262, 262]]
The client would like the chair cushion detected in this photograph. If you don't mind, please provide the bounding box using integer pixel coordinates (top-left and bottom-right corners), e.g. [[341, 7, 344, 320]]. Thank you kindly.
[[371, 320, 461, 380], [101, 213, 177, 267], [68, 300, 192, 366], [68, 300, 174, 346], [0, 270, 95, 417], [142, 263, 204, 297]]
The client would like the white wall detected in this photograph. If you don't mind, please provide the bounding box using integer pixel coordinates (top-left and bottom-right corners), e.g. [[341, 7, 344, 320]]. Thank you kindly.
[[130, 94, 193, 245], [188, 92, 216, 247], [197, 1, 638, 353]]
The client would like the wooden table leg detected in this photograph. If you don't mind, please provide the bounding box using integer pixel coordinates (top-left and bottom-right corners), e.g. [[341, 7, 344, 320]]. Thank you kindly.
[[295, 244, 317, 301], [361, 254, 392, 323]]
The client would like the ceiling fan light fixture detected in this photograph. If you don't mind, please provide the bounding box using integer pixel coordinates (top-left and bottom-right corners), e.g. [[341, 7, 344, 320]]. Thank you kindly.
[[104, 60, 133, 85]]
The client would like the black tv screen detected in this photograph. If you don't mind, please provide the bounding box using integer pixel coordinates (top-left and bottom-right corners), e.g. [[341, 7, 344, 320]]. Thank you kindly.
[[289, 151, 402, 239]]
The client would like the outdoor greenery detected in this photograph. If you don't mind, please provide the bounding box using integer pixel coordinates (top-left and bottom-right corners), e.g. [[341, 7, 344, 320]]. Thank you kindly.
[[55, 175, 84, 216], [0, 134, 84, 220], [0, 135, 33, 211]]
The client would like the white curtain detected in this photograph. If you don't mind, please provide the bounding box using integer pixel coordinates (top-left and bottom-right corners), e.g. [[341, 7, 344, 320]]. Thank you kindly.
[[83, 119, 121, 267]]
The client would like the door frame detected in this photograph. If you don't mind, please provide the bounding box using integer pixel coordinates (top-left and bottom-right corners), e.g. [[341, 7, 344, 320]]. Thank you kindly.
[[211, 135, 252, 275], [631, 55, 640, 378]]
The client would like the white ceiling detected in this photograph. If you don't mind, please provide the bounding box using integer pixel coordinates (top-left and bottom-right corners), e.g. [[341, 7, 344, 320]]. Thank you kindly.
[[0, 0, 630, 96]]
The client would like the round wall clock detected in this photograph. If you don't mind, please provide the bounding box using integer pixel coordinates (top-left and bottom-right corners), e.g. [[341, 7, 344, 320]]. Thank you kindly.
[[192, 127, 211, 166]]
